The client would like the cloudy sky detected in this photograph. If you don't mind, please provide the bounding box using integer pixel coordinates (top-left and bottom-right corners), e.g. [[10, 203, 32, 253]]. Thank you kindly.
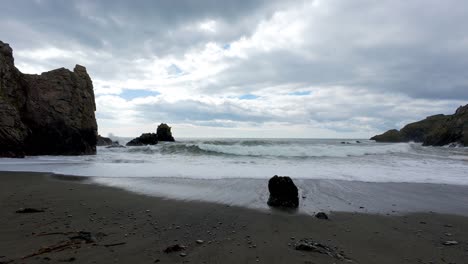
[[2, 0, 467, 138]]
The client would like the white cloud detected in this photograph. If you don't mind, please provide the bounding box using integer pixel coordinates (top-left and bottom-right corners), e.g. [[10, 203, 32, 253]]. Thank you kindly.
[[198, 20, 217, 33], [3, 0, 468, 137]]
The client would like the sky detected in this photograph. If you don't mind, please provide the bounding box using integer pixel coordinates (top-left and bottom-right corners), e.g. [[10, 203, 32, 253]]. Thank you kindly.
[[1, 0, 467, 138]]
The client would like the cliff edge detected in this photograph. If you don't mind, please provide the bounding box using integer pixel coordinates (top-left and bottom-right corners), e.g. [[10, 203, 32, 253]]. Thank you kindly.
[[0, 40, 97, 157]]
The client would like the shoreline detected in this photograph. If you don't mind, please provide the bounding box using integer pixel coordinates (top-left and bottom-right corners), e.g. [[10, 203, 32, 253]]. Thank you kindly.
[[85, 174, 468, 217], [1, 171, 468, 263]]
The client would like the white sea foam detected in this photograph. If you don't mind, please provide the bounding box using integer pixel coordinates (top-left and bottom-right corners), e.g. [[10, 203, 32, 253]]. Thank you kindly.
[[195, 141, 411, 157], [0, 139, 467, 185]]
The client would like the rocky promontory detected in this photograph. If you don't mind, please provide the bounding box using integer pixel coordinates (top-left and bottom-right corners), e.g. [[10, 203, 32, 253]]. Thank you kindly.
[[371, 104, 468, 146], [0, 40, 97, 157]]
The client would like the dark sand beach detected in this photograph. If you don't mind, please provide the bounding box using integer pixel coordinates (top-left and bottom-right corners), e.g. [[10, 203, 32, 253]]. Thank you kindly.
[[1, 172, 468, 263]]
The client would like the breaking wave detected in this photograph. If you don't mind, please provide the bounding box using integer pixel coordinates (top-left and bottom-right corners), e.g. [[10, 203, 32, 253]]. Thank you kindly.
[[112, 140, 413, 158]]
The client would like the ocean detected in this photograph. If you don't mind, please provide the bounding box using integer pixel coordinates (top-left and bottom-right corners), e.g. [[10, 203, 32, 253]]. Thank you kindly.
[[1, 138, 468, 215]]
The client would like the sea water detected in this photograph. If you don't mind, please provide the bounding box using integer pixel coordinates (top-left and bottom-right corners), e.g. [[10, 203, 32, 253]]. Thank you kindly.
[[1, 139, 467, 214]]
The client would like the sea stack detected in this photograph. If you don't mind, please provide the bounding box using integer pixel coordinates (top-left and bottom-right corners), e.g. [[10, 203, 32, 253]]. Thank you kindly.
[[371, 104, 468, 146], [0, 40, 97, 157], [126, 123, 175, 146], [126, 133, 158, 146], [156, 123, 175, 142]]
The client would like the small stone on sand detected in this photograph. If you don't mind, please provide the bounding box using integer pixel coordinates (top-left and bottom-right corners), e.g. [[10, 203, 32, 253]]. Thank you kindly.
[[442, 240, 459, 246]]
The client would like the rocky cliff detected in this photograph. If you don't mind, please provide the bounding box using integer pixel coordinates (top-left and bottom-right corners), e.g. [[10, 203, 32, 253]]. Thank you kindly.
[[371, 104, 468, 146], [0, 40, 97, 157]]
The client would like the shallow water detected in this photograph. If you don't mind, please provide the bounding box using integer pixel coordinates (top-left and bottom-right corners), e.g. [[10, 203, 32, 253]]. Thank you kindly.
[[1, 138, 467, 184], [1, 138, 467, 215]]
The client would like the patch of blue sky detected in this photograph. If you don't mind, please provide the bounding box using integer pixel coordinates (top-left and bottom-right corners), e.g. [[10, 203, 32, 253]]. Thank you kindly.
[[288, 91, 311, 96], [166, 64, 183, 76], [238, 94, 259, 100], [120, 89, 160, 100], [223, 43, 231, 50]]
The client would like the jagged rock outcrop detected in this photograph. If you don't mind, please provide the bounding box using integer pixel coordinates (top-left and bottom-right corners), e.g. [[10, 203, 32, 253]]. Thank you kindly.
[[156, 123, 175, 142], [0, 40, 97, 157], [126, 133, 158, 146], [267, 175, 299, 208], [97, 135, 125, 148], [371, 104, 468, 146], [126, 123, 175, 146], [97, 135, 113, 146]]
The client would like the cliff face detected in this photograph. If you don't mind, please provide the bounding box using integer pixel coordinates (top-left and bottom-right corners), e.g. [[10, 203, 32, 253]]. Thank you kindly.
[[371, 104, 468, 146], [0, 40, 97, 157]]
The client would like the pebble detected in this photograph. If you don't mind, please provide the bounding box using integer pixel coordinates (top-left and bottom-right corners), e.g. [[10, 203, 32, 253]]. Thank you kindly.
[[442, 240, 458, 246], [315, 212, 329, 220], [180, 253, 187, 257], [196, 240, 204, 244]]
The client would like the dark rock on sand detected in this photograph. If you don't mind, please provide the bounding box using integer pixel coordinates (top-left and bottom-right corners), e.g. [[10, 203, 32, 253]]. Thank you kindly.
[[0, 40, 97, 157], [126, 133, 158, 146], [163, 244, 186, 253], [267, 175, 299, 208], [97, 135, 113, 146], [315, 212, 329, 220], [156, 123, 175, 142], [371, 104, 468, 146]]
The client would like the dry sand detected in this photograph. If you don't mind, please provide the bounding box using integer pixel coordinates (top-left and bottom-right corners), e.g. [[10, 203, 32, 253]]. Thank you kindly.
[[1, 171, 467, 264]]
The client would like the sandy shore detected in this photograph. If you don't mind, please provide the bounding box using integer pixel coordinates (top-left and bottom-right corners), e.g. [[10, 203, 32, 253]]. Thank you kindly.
[[1, 172, 467, 263]]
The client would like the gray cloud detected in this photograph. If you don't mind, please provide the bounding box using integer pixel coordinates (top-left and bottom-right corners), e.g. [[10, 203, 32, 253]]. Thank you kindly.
[[1, 0, 467, 137]]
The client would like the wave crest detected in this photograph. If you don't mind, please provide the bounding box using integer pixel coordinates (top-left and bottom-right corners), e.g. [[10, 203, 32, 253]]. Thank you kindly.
[[116, 141, 413, 158]]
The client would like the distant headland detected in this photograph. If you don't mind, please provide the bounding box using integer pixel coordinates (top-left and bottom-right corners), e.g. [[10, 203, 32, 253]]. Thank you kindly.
[[371, 104, 468, 146]]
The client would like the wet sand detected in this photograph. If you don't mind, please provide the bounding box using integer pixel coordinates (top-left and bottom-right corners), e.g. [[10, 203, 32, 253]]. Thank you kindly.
[[1, 171, 467, 264], [91, 176, 468, 216]]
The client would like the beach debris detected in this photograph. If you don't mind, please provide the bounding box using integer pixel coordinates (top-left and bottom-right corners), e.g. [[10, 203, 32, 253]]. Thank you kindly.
[[70, 231, 107, 243], [23, 240, 80, 259], [163, 244, 186, 253], [59, 257, 76, 262], [103, 242, 126, 247], [315, 212, 329, 220], [196, 239, 204, 244], [267, 175, 299, 208], [24, 231, 108, 259], [15, 208, 44, 213], [442, 240, 459, 246], [0, 258, 13, 264], [294, 239, 352, 262], [179, 253, 187, 257]]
